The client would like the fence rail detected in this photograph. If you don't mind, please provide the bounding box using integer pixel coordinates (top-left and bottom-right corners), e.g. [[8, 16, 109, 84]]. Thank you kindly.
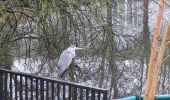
[[0, 69, 108, 100]]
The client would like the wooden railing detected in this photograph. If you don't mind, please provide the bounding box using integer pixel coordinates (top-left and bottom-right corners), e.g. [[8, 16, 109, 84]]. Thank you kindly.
[[0, 69, 108, 100]]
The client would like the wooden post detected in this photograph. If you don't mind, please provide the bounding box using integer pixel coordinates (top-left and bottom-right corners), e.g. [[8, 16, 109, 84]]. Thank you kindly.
[[0, 71, 4, 100]]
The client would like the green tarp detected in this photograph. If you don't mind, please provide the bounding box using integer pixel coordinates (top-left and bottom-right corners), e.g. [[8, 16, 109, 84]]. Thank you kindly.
[[113, 94, 170, 100]]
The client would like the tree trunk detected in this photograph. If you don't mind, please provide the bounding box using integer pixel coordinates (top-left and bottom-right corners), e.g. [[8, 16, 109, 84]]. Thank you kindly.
[[99, 48, 106, 88], [60, 1, 69, 49], [143, 0, 150, 65], [144, 0, 164, 99], [149, 20, 170, 100], [168, 45, 170, 94], [140, 0, 150, 93], [106, 0, 118, 99], [0, 19, 14, 70]]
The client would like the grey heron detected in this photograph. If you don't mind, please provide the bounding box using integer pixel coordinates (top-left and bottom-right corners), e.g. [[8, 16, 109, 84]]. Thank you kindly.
[[58, 46, 83, 77]]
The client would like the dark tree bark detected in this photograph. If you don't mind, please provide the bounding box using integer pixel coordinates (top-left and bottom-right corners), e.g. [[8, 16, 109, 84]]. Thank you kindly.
[[140, 0, 150, 93], [106, 0, 118, 99]]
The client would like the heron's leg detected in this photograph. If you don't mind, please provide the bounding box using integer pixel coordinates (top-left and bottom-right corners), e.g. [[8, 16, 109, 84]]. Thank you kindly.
[[60, 60, 82, 82], [74, 64, 84, 77], [60, 68, 69, 78], [72, 60, 84, 79], [59, 63, 75, 81], [69, 62, 76, 82]]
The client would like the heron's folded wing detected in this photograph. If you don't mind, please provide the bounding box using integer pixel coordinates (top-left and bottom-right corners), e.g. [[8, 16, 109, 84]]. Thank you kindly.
[[58, 51, 74, 75]]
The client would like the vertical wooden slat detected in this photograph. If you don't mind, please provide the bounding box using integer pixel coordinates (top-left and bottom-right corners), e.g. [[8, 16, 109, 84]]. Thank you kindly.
[[57, 83, 60, 100], [51, 82, 54, 100], [91, 90, 95, 100], [15, 75, 18, 100], [10, 74, 12, 100], [69, 85, 71, 100], [97, 92, 101, 100], [63, 85, 65, 100], [40, 80, 44, 100], [0, 71, 4, 100], [86, 89, 89, 100], [103, 90, 108, 100], [25, 77, 28, 100], [30, 78, 33, 100], [46, 81, 49, 100], [80, 89, 83, 100], [36, 79, 39, 100], [4, 73, 8, 100], [73, 87, 77, 100], [20, 75, 23, 100]]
